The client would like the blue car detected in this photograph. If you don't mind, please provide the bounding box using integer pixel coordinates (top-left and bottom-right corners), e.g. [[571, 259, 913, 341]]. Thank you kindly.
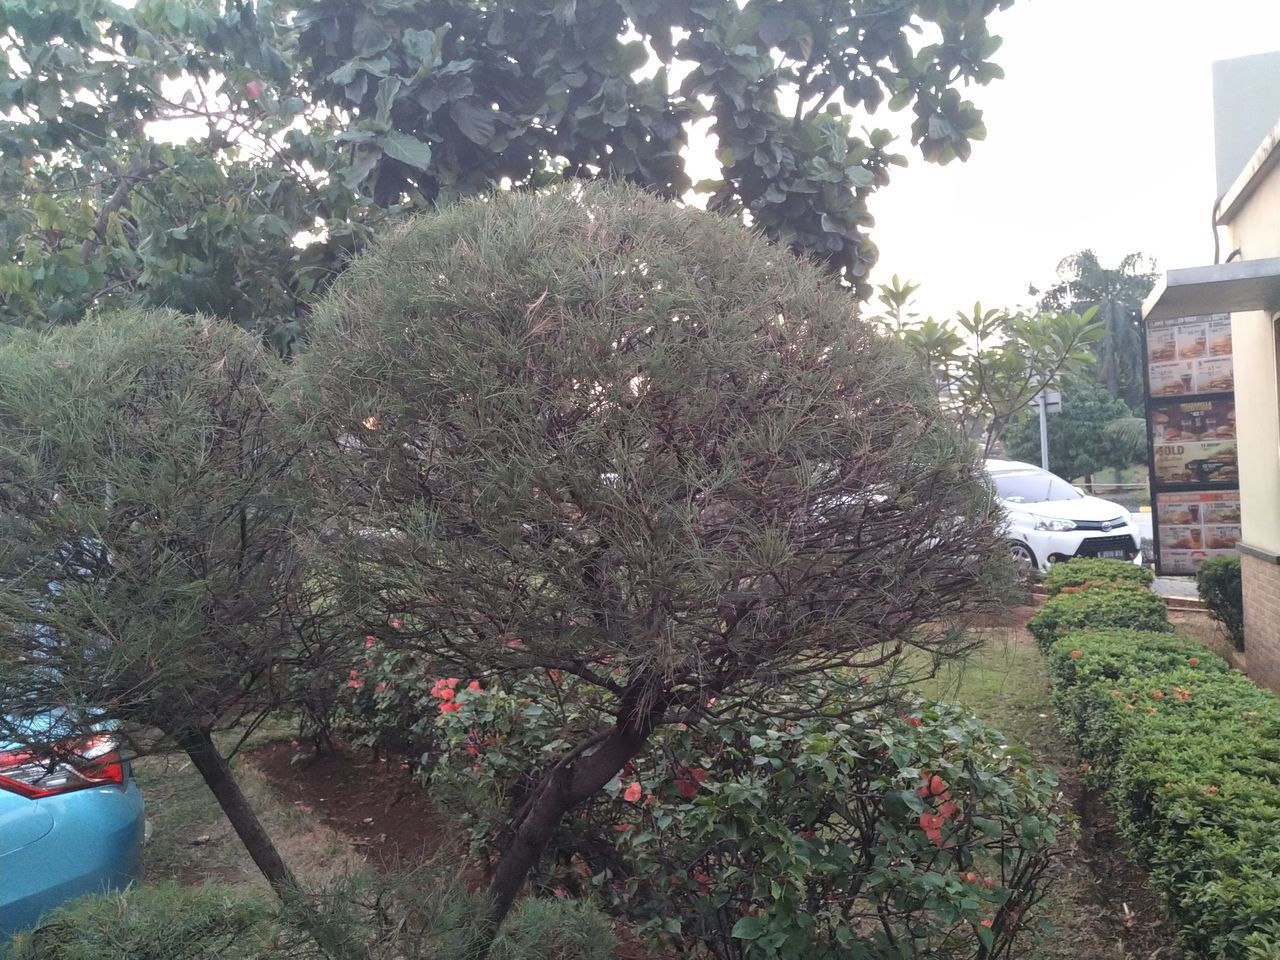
[[0, 723, 145, 935]]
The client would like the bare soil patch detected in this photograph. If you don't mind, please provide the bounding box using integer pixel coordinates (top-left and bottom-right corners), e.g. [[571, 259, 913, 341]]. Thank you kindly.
[[247, 739, 451, 873]]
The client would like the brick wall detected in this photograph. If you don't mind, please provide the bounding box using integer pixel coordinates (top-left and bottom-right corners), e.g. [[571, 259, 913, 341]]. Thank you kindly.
[[1241, 553, 1280, 691]]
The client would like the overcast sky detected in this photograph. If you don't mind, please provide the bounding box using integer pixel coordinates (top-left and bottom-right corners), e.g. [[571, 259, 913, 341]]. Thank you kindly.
[[861, 0, 1280, 318]]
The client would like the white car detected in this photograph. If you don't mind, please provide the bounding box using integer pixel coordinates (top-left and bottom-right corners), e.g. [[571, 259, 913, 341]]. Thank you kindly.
[[985, 459, 1143, 574]]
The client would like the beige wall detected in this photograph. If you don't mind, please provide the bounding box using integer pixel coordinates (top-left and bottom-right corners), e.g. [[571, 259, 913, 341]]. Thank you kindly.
[[1224, 158, 1280, 553]]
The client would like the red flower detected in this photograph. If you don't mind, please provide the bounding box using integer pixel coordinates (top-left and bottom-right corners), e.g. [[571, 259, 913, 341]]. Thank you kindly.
[[465, 745, 479, 757], [438, 687, 455, 702], [689, 767, 708, 784], [1069, 649, 1082, 660], [347, 670, 364, 690], [365, 635, 377, 649], [391, 618, 403, 629], [245, 80, 264, 100], [467, 680, 482, 691], [980, 919, 993, 928], [624, 781, 643, 803], [937, 800, 958, 819], [375, 682, 389, 694], [615, 823, 632, 832], [929, 774, 947, 796], [1187, 657, 1199, 666], [918, 813, 944, 831], [547, 669, 563, 683], [439, 701, 462, 714]]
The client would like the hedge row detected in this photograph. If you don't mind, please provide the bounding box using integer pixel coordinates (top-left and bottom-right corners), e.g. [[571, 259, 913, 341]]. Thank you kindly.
[[1041, 558, 1154, 596], [1045, 628, 1280, 958], [1028, 581, 1170, 650]]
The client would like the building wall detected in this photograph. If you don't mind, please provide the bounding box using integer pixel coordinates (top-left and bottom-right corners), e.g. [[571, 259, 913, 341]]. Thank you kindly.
[[1224, 150, 1280, 691], [1225, 158, 1280, 556], [1241, 553, 1280, 690]]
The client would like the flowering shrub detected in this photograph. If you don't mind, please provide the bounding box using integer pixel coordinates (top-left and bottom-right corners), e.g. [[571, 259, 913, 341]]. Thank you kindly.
[[422, 675, 1062, 959], [1041, 558, 1154, 596], [1027, 582, 1170, 650], [1045, 629, 1280, 958]]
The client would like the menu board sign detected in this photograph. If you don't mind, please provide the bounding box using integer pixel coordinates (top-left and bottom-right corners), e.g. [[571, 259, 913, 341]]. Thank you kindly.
[[1155, 491, 1242, 574], [1146, 315, 1234, 396], [1143, 312, 1239, 576]]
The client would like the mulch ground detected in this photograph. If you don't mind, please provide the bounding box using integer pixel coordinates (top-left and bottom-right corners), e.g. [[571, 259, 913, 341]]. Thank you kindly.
[[247, 739, 450, 872]]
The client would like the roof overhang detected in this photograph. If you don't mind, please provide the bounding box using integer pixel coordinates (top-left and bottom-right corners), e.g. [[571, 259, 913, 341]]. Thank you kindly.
[[1142, 257, 1280, 322], [1218, 116, 1280, 225]]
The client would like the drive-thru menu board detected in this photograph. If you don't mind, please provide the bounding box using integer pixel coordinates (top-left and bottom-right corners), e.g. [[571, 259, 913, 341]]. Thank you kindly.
[[1144, 313, 1239, 575]]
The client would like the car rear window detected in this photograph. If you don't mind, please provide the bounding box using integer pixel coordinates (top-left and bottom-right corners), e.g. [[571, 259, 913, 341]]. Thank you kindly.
[[992, 471, 1082, 503]]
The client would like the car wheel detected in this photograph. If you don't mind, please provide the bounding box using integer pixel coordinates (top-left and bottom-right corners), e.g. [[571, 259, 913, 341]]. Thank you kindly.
[[1008, 541, 1037, 577]]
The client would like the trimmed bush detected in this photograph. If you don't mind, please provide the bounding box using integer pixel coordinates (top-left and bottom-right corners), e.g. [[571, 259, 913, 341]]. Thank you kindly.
[[1197, 555, 1245, 651], [1045, 630, 1280, 958], [1027, 583, 1170, 650], [4, 878, 617, 960], [1042, 558, 1154, 596]]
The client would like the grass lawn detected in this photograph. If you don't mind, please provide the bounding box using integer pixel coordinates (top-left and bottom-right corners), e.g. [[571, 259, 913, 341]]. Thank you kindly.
[[133, 726, 361, 892]]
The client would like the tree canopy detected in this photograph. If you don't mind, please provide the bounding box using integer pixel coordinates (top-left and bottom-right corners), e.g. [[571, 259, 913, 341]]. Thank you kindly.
[[289, 183, 1015, 934], [0, 0, 1014, 347], [1035, 250, 1157, 409], [1003, 374, 1147, 481], [0, 310, 327, 893]]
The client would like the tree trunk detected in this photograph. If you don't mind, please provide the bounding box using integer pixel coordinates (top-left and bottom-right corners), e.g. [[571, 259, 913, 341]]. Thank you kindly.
[[469, 686, 666, 959], [177, 729, 299, 896]]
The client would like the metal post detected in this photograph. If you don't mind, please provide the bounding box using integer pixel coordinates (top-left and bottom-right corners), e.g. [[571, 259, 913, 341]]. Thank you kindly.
[[1037, 392, 1049, 471]]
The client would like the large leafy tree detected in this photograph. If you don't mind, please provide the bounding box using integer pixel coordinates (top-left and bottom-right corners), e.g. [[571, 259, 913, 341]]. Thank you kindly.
[[291, 185, 1014, 945], [1003, 374, 1148, 482], [1035, 250, 1157, 409], [0, 0, 1014, 345]]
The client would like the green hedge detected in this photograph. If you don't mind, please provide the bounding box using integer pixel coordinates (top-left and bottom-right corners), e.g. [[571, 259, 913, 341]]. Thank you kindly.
[[1045, 630, 1280, 958], [1197, 555, 1245, 651], [1042, 558, 1154, 596], [1027, 584, 1170, 650]]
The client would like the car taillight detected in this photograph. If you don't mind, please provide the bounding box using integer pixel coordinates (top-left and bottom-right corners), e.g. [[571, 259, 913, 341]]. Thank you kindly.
[[0, 734, 125, 799]]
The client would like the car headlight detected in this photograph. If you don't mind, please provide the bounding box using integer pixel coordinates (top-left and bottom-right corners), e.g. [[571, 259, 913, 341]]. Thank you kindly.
[[1034, 517, 1077, 532]]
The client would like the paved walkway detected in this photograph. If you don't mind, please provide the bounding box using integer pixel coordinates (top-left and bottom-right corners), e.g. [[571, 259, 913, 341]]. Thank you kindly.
[[1152, 576, 1199, 599]]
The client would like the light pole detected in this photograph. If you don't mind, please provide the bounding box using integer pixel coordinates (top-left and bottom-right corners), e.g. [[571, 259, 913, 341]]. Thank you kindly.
[[1035, 386, 1062, 471]]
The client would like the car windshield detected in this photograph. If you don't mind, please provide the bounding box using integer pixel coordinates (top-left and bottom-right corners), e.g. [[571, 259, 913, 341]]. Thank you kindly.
[[992, 470, 1082, 504]]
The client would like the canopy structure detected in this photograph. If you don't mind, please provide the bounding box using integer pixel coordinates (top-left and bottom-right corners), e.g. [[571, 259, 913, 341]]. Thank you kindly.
[[1143, 257, 1280, 322]]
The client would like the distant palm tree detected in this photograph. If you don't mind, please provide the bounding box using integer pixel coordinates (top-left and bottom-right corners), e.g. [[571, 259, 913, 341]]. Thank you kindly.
[[1036, 251, 1157, 409]]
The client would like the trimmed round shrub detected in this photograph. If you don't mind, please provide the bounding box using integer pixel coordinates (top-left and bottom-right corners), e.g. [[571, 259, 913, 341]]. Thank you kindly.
[[1027, 583, 1170, 650], [1196, 555, 1244, 651], [1042, 557, 1154, 596], [4, 878, 617, 960], [4, 883, 278, 960]]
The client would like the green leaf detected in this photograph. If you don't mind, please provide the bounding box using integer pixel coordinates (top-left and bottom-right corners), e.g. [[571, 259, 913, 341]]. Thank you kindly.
[[449, 101, 496, 146], [375, 76, 403, 125], [379, 131, 432, 170], [343, 147, 382, 188], [731, 916, 765, 941], [353, 17, 392, 58]]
